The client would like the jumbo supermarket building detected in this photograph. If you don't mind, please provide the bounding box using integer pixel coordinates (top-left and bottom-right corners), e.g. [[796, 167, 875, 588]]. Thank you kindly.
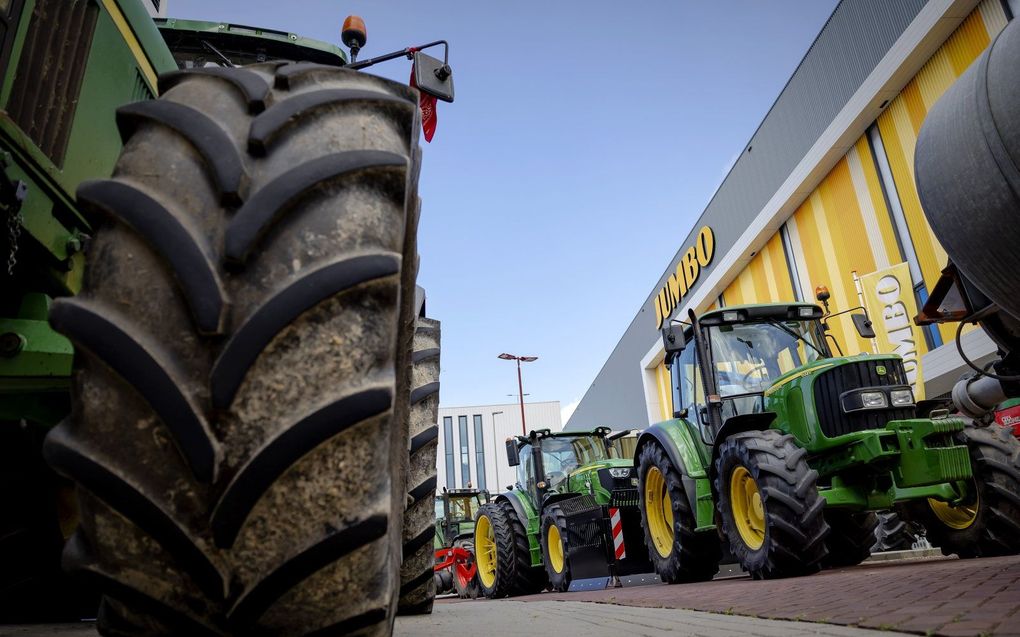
[[566, 0, 1019, 431]]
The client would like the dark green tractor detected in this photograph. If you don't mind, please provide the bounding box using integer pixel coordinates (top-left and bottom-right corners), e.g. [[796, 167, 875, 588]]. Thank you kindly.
[[473, 428, 652, 597], [1, 2, 452, 633], [636, 302, 1020, 582]]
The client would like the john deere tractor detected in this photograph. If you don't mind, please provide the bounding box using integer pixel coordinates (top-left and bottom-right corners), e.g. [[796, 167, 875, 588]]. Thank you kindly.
[[636, 302, 1020, 582], [432, 488, 487, 599], [473, 427, 652, 597], [1, 1, 451, 633]]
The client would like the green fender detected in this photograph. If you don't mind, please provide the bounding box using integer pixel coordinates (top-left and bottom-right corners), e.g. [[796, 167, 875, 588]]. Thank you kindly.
[[635, 420, 716, 529]]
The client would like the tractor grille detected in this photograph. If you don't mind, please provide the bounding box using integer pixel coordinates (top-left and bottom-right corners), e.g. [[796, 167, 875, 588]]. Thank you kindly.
[[7, 0, 98, 167], [610, 488, 640, 508], [557, 494, 599, 516], [813, 359, 915, 438]]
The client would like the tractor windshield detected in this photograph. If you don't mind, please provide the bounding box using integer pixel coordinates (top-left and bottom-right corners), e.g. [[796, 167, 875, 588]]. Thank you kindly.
[[708, 320, 826, 399], [446, 494, 484, 522], [540, 436, 610, 492]]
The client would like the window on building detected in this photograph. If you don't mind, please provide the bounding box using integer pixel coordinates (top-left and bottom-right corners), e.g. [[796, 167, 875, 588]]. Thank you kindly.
[[443, 416, 454, 488], [458, 415, 470, 487], [473, 415, 486, 490]]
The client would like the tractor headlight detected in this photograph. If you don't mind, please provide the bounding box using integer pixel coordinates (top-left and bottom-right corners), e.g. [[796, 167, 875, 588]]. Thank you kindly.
[[609, 468, 631, 479], [841, 389, 890, 413], [890, 388, 915, 407], [861, 391, 888, 408]]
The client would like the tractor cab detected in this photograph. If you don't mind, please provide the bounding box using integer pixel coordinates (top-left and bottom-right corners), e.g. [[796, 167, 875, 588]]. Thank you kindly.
[[663, 302, 864, 446], [508, 429, 619, 500], [435, 488, 488, 548]]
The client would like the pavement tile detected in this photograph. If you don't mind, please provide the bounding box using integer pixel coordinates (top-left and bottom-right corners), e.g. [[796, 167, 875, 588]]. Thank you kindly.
[[512, 555, 1020, 636]]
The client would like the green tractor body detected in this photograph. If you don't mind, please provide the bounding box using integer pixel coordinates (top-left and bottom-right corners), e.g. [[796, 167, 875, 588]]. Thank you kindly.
[[474, 428, 652, 596], [637, 302, 1020, 581]]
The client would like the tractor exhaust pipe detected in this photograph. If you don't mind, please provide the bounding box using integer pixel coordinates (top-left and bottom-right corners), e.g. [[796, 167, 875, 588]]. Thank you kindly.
[[952, 374, 1008, 420]]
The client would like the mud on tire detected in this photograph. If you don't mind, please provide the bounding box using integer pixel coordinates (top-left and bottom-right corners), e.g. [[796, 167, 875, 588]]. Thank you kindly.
[[715, 429, 829, 579], [636, 442, 720, 583], [43, 62, 423, 636], [397, 316, 441, 615]]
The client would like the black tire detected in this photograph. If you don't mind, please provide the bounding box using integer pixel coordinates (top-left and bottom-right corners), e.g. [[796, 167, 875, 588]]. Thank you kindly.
[[397, 316, 440, 615], [636, 442, 720, 583], [474, 500, 545, 598], [822, 510, 877, 568], [715, 430, 829, 579], [433, 569, 452, 595], [0, 421, 98, 622], [44, 63, 423, 636], [539, 504, 573, 592], [871, 511, 917, 553], [903, 424, 1020, 558]]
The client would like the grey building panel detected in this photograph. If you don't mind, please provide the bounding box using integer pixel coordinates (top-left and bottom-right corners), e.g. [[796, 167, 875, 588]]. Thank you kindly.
[[567, 0, 927, 430]]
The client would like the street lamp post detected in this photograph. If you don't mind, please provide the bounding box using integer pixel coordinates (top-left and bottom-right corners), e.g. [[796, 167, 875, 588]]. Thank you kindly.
[[498, 353, 537, 435], [491, 410, 503, 489]]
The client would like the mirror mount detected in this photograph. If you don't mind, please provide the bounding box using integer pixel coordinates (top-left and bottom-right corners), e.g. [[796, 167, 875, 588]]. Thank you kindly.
[[346, 40, 455, 103]]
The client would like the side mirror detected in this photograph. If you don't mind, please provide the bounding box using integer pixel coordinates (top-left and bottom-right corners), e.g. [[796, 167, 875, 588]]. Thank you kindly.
[[852, 313, 876, 339], [505, 439, 520, 467], [661, 324, 685, 356], [413, 51, 454, 103]]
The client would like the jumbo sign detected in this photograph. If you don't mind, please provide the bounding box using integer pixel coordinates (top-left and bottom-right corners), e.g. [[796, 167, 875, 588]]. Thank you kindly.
[[654, 226, 716, 329], [860, 262, 925, 399]]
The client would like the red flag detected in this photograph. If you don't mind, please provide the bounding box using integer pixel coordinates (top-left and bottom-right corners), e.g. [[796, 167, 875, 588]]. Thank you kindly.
[[410, 63, 437, 142]]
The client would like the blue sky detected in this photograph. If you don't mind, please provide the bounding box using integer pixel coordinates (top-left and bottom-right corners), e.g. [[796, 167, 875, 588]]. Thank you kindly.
[[170, 0, 839, 423]]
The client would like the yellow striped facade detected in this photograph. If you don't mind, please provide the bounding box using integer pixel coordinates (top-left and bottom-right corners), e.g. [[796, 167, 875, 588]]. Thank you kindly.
[[651, 0, 1009, 422], [876, 0, 1006, 343]]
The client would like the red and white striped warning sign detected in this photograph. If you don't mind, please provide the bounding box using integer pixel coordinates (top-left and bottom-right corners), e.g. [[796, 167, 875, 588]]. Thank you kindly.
[[609, 507, 625, 560]]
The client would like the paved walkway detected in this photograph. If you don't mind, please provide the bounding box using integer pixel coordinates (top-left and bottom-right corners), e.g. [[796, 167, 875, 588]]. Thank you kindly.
[[509, 555, 1020, 636], [399, 600, 910, 637]]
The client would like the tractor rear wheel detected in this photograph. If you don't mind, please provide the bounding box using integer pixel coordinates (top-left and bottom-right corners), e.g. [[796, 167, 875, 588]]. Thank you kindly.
[[43, 62, 422, 636], [474, 500, 545, 598], [540, 504, 573, 592], [715, 430, 829, 579], [397, 316, 441, 615], [871, 511, 918, 553], [823, 510, 877, 568], [637, 442, 720, 583], [905, 424, 1020, 558]]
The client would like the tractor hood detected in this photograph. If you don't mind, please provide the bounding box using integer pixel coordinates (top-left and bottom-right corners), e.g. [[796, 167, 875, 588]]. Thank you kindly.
[[567, 459, 637, 503]]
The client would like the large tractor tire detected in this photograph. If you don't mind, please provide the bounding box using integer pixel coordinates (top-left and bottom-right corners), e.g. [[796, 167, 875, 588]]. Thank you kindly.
[[474, 500, 545, 598], [715, 430, 829, 579], [822, 510, 877, 568], [636, 442, 720, 583], [904, 424, 1020, 558], [540, 503, 573, 592], [871, 511, 918, 553], [43, 62, 423, 636], [397, 316, 441, 615]]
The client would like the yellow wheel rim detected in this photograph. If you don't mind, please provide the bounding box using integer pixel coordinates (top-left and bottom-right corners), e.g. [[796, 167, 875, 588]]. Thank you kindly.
[[928, 488, 979, 530], [547, 524, 565, 573], [474, 514, 497, 588], [730, 465, 766, 550], [644, 466, 675, 558]]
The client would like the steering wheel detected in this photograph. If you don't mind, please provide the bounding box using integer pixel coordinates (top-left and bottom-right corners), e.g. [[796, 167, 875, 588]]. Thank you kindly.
[[740, 364, 769, 391]]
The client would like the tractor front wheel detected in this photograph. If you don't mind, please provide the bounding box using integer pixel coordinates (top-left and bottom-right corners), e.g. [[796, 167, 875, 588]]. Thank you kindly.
[[637, 442, 720, 583], [715, 430, 829, 579], [906, 424, 1020, 558], [540, 504, 573, 591]]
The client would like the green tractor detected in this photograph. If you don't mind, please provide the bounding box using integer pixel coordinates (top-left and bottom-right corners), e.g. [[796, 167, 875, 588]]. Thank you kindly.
[[432, 488, 487, 599], [1, 1, 451, 633], [635, 302, 1020, 582], [473, 427, 652, 597]]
